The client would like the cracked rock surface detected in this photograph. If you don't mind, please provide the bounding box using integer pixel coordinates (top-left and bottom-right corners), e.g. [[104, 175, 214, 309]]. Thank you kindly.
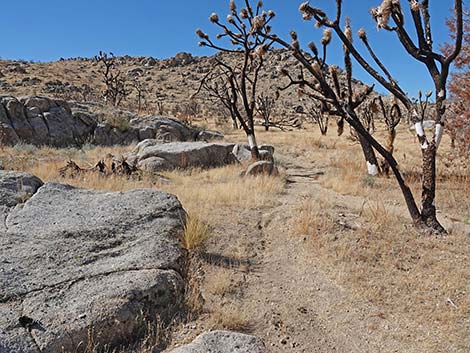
[[0, 177, 187, 353]]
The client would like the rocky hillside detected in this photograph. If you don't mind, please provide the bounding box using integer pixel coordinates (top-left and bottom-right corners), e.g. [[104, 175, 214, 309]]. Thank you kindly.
[[0, 50, 368, 125]]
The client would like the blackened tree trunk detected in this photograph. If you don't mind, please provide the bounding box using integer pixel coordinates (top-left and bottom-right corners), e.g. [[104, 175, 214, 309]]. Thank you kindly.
[[358, 134, 380, 176]]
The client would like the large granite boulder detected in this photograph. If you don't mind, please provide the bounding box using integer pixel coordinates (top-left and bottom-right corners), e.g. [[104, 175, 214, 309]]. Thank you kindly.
[[0, 181, 187, 353], [168, 331, 266, 353], [0, 96, 224, 147], [129, 140, 237, 172]]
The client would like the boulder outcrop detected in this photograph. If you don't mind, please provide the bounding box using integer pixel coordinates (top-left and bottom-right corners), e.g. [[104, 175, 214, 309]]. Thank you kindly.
[[0, 96, 222, 147], [0, 178, 187, 352]]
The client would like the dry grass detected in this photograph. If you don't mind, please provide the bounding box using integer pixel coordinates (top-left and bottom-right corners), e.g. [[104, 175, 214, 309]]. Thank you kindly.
[[291, 198, 336, 237], [62, 316, 174, 353], [270, 125, 470, 225], [0, 142, 285, 351], [210, 304, 251, 331], [204, 268, 235, 296], [181, 215, 210, 251], [0, 144, 285, 220], [205, 268, 240, 296], [2, 124, 469, 351], [296, 186, 470, 351]]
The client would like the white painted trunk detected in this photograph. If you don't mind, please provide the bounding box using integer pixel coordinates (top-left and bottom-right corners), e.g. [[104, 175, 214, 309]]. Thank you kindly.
[[414, 122, 429, 150], [434, 123, 444, 149], [367, 162, 379, 176], [247, 134, 257, 150]]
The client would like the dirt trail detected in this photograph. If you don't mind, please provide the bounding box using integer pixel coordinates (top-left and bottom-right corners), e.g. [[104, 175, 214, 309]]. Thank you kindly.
[[235, 168, 419, 353], [171, 154, 469, 352]]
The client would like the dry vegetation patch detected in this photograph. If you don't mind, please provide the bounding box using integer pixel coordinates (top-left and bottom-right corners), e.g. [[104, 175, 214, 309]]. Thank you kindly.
[[0, 142, 286, 351], [293, 183, 469, 352]]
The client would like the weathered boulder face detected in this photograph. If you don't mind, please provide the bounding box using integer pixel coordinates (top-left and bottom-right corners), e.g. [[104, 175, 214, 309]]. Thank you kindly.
[[0, 96, 223, 147], [169, 331, 266, 353], [0, 171, 43, 208], [128, 140, 237, 172], [0, 181, 187, 353]]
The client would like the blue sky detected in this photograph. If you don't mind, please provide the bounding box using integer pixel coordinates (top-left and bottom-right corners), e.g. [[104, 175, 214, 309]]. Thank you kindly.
[[0, 0, 458, 97]]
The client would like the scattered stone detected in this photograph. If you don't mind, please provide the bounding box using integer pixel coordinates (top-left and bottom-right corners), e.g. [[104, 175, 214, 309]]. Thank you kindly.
[[166, 52, 195, 67], [169, 331, 266, 353], [197, 130, 224, 141], [142, 57, 157, 67], [137, 156, 172, 173]]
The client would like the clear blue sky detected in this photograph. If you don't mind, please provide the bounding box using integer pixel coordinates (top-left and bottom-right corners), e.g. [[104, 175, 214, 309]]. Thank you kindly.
[[0, 0, 458, 97]]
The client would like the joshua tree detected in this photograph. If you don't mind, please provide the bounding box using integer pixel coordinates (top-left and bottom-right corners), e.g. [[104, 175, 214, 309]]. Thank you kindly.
[[274, 30, 380, 175], [196, 66, 239, 129], [277, 0, 462, 234], [348, 99, 382, 174], [185, 99, 202, 119], [131, 78, 148, 113], [260, 0, 462, 233], [195, 67, 238, 129], [303, 102, 330, 135], [155, 99, 165, 115], [256, 93, 276, 131], [374, 96, 402, 176], [196, 0, 276, 159], [95, 51, 130, 107], [412, 90, 433, 122]]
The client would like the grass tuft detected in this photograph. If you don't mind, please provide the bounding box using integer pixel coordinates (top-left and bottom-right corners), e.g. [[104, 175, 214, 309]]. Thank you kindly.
[[181, 215, 210, 251]]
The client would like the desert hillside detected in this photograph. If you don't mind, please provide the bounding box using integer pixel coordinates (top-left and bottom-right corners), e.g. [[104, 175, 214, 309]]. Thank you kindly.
[[0, 49, 368, 126]]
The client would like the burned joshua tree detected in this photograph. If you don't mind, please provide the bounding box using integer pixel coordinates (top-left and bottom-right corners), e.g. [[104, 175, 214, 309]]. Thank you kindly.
[[256, 93, 275, 131], [256, 1, 462, 233], [196, 0, 276, 159], [273, 28, 380, 176], [95, 51, 130, 107], [265, 0, 462, 234], [131, 78, 149, 113], [257, 92, 302, 131], [303, 101, 330, 136], [374, 96, 402, 176], [196, 65, 239, 129]]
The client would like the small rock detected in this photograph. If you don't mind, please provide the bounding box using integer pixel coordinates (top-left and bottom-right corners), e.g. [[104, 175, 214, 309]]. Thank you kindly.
[[168, 331, 266, 353], [245, 161, 279, 177]]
